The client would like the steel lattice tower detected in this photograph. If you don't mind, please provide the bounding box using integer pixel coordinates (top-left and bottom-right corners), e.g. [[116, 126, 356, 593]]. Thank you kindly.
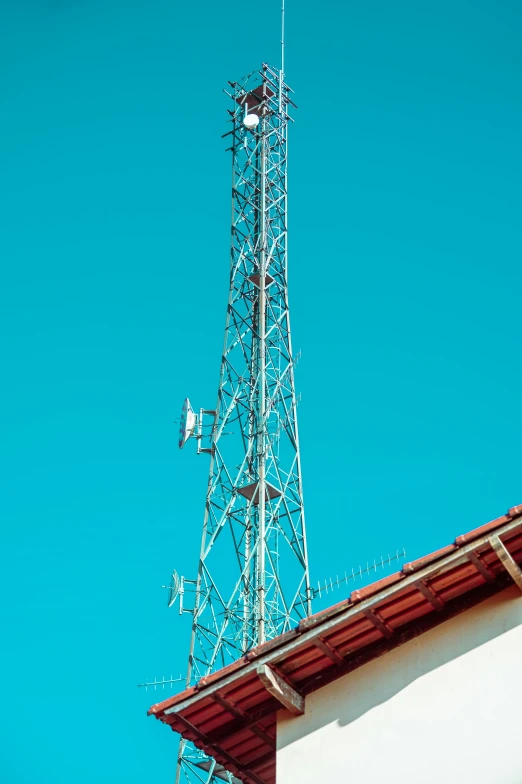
[[173, 62, 311, 784]]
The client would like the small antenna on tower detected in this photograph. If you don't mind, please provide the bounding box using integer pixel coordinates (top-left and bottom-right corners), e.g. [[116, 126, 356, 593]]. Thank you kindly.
[[162, 570, 181, 608]]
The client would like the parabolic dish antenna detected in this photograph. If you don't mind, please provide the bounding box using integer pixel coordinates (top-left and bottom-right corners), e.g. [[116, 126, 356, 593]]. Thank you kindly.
[[179, 397, 196, 449], [165, 570, 181, 608], [243, 113, 259, 130]]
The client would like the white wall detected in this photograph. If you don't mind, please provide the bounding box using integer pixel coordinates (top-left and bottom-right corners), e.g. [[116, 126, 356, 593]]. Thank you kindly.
[[277, 586, 522, 784]]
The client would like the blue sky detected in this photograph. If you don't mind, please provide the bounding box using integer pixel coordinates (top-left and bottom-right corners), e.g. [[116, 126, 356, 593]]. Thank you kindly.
[[1, 0, 521, 781]]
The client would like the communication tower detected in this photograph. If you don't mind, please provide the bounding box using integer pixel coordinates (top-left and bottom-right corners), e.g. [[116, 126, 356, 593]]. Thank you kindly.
[[169, 60, 311, 784]]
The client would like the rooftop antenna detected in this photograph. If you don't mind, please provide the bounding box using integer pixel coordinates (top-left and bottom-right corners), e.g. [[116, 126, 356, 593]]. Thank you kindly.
[[137, 675, 183, 691], [313, 549, 407, 599]]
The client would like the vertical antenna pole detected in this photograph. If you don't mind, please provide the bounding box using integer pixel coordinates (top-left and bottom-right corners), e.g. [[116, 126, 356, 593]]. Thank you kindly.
[[279, 0, 285, 112], [257, 111, 267, 646], [281, 0, 285, 78]]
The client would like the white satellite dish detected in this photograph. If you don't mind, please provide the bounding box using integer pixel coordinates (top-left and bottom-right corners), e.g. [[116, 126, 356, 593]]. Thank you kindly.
[[163, 570, 181, 608], [243, 114, 259, 130], [178, 397, 196, 449]]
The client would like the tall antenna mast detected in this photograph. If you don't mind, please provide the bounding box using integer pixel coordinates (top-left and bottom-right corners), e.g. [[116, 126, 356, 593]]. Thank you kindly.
[[281, 0, 285, 78], [169, 60, 310, 784]]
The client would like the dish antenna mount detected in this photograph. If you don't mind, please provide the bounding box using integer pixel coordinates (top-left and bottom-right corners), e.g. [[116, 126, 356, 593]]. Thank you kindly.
[[163, 569, 181, 608], [178, 397, 216, 454], [162, 570, 197, 614]]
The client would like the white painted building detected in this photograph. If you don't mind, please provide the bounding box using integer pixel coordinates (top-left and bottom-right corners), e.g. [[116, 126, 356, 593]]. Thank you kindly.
[[278, 586, 522, 784], [149, 506, 522, 784]]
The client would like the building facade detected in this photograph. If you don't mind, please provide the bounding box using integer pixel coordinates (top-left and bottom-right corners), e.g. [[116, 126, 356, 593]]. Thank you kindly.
[[278, 585, 522, 783]]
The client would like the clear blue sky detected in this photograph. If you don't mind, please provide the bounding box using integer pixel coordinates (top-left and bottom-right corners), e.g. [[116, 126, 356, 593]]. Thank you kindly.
[[1, 1, 521, 781]]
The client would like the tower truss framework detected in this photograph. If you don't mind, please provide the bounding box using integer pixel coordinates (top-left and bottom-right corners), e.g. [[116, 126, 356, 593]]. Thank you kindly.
[[176, 63, 311, 784]]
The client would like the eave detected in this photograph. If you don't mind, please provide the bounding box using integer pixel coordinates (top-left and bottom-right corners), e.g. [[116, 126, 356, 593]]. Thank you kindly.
[[149, 504, 522, 784]]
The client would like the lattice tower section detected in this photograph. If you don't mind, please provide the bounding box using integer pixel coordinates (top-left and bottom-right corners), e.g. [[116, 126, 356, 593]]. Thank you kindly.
[[176, 64, 311, 784]]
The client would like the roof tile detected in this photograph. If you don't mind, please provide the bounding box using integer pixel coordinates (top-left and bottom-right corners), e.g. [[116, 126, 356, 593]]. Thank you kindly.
[[455, 514, 510, 546], [402, 544, 456, 573], [350, 571, 404, 602]]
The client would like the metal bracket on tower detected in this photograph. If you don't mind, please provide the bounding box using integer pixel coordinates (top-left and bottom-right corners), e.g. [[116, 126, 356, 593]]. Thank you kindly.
[[197, 408, 217, 455]]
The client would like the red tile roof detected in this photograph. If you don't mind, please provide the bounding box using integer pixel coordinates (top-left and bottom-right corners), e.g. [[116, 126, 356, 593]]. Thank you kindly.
[[149, 504, 522, 784]]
